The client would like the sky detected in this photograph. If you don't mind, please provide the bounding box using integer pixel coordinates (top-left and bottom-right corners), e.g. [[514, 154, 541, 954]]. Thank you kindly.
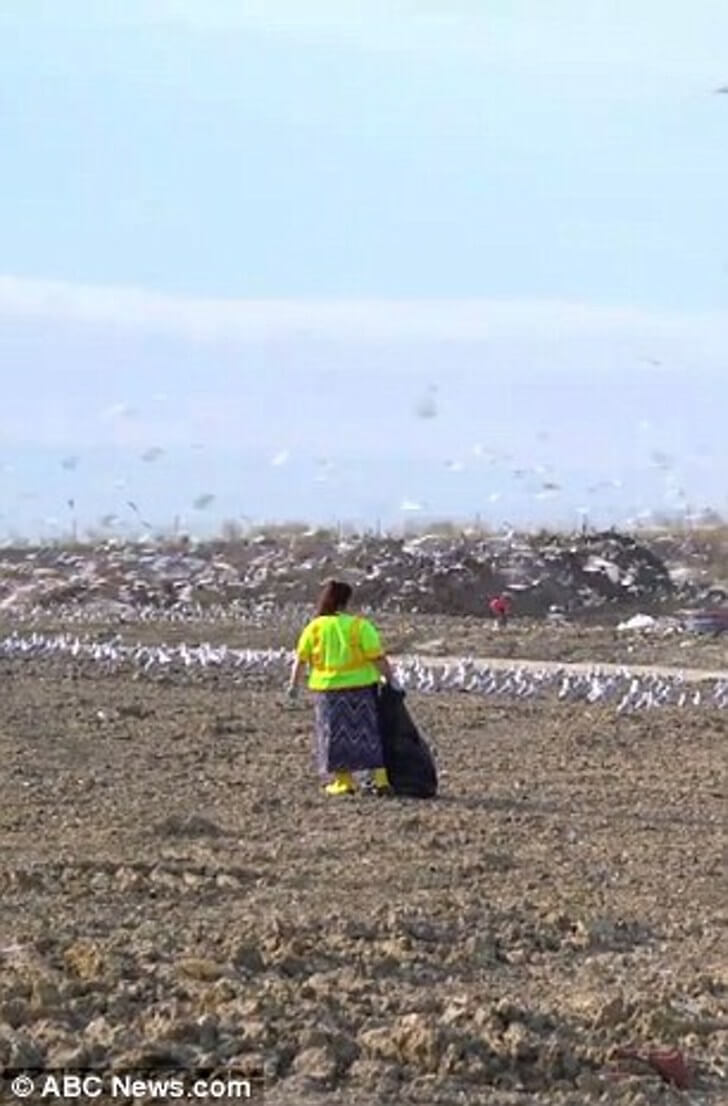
[[1, 1, 727, 539]]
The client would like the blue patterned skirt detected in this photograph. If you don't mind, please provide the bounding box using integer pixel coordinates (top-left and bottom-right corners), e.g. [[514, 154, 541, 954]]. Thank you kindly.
[[313, 685, 384, 776]]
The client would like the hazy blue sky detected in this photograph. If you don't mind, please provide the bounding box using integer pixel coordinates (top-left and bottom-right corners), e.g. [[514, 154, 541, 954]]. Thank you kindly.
[[1, 1, 727, 537]]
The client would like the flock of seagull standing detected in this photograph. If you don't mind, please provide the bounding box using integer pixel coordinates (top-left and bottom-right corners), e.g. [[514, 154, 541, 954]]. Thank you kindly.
[[2, 631, 726, 714]]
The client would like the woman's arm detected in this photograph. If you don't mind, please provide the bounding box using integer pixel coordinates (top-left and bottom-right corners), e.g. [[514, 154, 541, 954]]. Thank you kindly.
[[288, 656, 305, 692], [374, 654, 395, 683], [289, 622, 314, 694]]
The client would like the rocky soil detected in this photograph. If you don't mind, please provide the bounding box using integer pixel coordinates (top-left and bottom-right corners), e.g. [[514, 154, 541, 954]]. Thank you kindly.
[[0, 646, 726, 1104]]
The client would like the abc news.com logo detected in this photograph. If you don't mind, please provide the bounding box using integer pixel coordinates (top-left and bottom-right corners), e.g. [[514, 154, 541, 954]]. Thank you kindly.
[[1, 1068, 264, 1100]]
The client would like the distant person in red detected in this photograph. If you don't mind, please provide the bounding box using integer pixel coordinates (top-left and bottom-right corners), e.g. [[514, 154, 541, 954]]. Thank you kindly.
[[489, 593, 512, 628]]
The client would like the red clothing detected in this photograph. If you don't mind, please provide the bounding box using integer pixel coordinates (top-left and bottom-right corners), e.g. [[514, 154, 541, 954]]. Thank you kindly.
[[489, 596, 511, 616]]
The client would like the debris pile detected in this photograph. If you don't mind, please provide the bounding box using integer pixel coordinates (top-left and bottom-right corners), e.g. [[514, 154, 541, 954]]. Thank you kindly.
[[0, 528, 722, 620]]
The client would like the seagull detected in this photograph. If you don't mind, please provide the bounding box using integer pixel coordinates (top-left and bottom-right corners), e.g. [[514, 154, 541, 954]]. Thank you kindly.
[[650, 450, 673, 470], [192, 494, 215, 510], [141, 447, 165, 463], [102, 402, 138, 421], [5, 631, 725, 715], [313, 457, 336, 483], [414, 385, 438, 419], [271, 450, 289, 467], [127, 501, 152, 529]]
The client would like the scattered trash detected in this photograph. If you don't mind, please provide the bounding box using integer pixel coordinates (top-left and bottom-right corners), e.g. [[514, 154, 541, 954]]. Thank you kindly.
[[610, 1046, 692, 1089], [617, 613, 657, 632], [683, 609, 728, 635], [0, 528, 689, 620]]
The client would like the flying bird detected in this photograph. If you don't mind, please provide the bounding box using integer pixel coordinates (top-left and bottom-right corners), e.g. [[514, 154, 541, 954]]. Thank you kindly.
[[314, 457, 336, 483], [192, 493, 215, 510], [141, 447, 165, 463], [414, 385, 438, 419], [127, 501, 152, 528], [650, 450, 673, 470], [61, 455, 79, 471], [271, 450, 289, 466], [415, 399, 437, 419], [101, 402, 138, 420]]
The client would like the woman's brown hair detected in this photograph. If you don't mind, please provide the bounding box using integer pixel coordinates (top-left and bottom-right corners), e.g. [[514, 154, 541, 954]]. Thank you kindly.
[[315, 579, 352, 616]]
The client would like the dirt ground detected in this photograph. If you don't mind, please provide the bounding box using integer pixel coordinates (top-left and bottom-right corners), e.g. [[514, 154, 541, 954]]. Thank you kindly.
[[0, 625, 726, 1105]]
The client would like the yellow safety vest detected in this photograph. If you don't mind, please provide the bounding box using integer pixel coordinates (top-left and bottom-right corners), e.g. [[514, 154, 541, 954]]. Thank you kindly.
[[297, 613, 381, 691]]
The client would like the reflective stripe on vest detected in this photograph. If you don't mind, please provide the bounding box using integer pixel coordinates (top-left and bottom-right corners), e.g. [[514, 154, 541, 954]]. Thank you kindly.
[[311, 622, 322, 668]]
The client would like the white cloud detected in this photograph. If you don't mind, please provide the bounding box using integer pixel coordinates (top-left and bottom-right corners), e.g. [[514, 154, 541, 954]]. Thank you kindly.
[[1, 274, 727, 354]]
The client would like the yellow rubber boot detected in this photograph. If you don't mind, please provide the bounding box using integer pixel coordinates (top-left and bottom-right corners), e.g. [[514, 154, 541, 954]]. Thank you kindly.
[[325, 772, 356, 796], [372, 767, 391, 792]]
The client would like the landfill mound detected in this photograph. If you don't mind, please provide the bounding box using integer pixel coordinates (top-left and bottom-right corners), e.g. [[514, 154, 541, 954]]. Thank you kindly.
[[0, 528, 723, 619]]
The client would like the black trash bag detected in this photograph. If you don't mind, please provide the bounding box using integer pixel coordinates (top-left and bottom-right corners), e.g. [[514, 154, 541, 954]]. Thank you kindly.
[[376, 683, 438, 799]]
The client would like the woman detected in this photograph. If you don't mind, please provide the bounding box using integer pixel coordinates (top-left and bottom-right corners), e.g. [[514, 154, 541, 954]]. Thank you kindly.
[[288, 579, 394, 796]]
